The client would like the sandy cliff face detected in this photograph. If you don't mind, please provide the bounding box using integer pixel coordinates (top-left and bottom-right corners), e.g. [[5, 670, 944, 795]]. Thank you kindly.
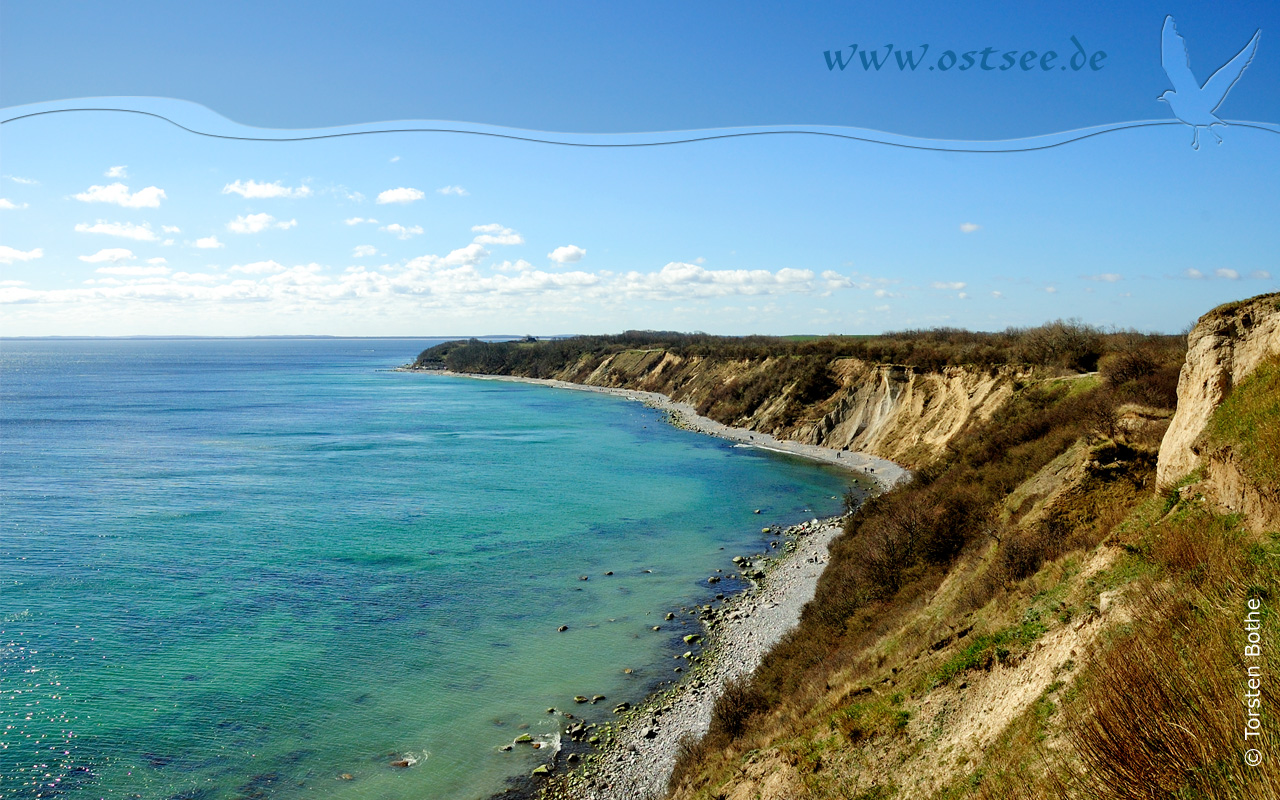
[[1157, 293, 1280, 487], [796, 361, 1015, 466], [550, 352, 1016, 469]]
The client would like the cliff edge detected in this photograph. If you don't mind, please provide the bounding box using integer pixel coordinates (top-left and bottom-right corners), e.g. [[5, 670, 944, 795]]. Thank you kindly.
[[1157, 292, 1280, 486]]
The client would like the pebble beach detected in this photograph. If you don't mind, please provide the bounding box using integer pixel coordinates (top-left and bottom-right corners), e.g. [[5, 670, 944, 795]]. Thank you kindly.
[[408, 370, 909, 799]]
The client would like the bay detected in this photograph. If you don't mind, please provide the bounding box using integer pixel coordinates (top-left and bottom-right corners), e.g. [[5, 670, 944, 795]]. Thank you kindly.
[[0, 338, 854, 799]]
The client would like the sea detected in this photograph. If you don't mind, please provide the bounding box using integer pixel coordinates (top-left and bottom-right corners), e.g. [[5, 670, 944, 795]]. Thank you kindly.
[[0, 338, 859, 800]]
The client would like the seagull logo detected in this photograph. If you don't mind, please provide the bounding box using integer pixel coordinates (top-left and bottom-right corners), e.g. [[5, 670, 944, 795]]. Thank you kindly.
[[1159, 15, 1261, 149]]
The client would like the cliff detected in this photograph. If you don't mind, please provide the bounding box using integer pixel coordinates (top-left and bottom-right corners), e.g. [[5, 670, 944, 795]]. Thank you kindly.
[[1157, 292, 1280, 486], [470, 348, 1019, 470], [655, 295, 1280, 800]]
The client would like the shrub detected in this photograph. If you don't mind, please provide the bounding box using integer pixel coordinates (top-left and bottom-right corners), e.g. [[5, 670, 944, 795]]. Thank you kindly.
[[710, 677, 771, 740]]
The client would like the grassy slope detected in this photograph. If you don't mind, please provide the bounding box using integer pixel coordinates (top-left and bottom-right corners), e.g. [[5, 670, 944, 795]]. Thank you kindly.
[[662, 358, 1280, 799], [1204, 354, 1280, 488]]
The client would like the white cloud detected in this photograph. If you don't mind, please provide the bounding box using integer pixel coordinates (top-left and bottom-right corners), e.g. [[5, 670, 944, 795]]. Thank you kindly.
[[438, 185, 468, 196], [147, 257, 168, 265], [471, 224, 524, 245], [1252, 270, 1272, 280], [958, 292, 969, 299], [376, 187, 425, 204], [79, 248, 136, 263], [161, 225, 181, 234], [345, 217, 379, 225], [0, 245, 44, 264], [7, 176, 38, 185], [390, 156, 401, 163], [195, 235, 225, 249], [0, 279, 29, 286], [441, 243, 489, 267], [74, 183, 166, 208], [222, 180, 312, 199], [1214, 268, 1240, 280], [992, 290, 1004, 298], [95, 265, 170, 276], [353, 245, 378, 257], [959, 223, 981, 233], [229, 260, 286, 275], [494, 259, 534, 273], [0, 198, 28, 210], [403, 244, 490, 271], [380, 223, 424, 240], [227, 213, 295, 234], [75, 221, 158, 241], [930, 281, 967, 290], [821, 270, 854, 288], [448, 244, 489, 266], [1185, 268, 1204, 279], [619, 262, 816, 299], [105, 166, 128, 178], [170, 272, 219, 283], [1045, 286, 1058, 293], [548, 245, 586, 264], [1083, 273, 1122, 282]]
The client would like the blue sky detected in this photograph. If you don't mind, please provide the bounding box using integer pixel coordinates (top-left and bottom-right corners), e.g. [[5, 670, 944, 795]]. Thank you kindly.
[[1, 2, 1277, 336]]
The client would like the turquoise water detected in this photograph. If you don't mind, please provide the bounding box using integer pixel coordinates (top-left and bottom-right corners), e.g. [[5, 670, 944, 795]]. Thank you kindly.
[[0, 339, 856, 800]]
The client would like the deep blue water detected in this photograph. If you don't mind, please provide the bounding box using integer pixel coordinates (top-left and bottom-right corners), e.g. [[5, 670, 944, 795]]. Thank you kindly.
[[0, 338, 855, 799]]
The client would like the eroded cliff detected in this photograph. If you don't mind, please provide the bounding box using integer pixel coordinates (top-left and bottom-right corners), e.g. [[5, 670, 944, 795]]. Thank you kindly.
[[1157, 292, 1280, 486], [540, 350, 1018, 470]]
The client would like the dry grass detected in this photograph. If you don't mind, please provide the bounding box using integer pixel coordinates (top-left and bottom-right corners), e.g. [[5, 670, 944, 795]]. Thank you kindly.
[[1051, 507, 1280, 800]]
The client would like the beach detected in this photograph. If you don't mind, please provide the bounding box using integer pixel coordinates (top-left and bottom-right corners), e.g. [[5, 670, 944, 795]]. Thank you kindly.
[[416, 370, 910, 493], [569, 515, 844, 800], [406, 370, 909, 799]]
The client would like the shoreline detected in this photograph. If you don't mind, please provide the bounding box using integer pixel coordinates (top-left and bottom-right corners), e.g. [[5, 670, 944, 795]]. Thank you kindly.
[[400, 368, 910, 492], [398, 368, 908, 799], [570, 515, 846, 800]]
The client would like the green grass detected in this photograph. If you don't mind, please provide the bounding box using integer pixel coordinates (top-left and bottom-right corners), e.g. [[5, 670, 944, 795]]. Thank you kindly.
[[927, 610, 1050, 689], [1203, 354, 1280, 487]]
